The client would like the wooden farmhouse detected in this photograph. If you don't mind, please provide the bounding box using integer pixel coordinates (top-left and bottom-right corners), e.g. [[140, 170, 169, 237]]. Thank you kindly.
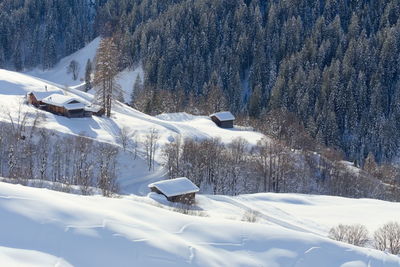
[[41, 94, 86, 118], [27, 90, 65, 107], [148, 177, 200, 205], [27, 90, 104, 118], [210, 111, 235, 128]]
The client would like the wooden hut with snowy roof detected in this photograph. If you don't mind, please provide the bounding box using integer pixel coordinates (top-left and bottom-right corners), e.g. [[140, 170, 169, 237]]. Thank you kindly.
[[27, 90, 65, 107], [148, 177, 200, 205], [41, 94, 86, 118], [210, 111, 235, 128]]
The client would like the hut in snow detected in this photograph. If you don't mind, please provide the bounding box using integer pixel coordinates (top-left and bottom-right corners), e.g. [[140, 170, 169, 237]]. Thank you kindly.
[[41, 94, 86, 118], [148, 177, 200, 205], [27, 90, 65, 107], [210, 111, 235, 128]]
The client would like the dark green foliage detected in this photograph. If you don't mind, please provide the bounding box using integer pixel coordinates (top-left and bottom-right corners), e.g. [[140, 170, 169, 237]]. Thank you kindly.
[[0, 0, 95, 69], [85, 59, 93, 92], [118, 0, 400, 163]]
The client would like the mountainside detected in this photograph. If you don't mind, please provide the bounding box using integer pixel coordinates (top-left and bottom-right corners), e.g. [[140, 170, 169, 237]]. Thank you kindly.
[[121, 0, 400, 164], [2, 0, 400, 164], [0, 181, 399, 267]]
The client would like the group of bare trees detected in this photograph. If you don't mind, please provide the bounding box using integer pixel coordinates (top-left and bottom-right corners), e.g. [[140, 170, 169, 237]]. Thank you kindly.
[[163, 136, 298, 195], [0, 118, 119, 196], [329, 224, 369, 247], [162, 136, 397, 200], [330, 222, 400, 255]]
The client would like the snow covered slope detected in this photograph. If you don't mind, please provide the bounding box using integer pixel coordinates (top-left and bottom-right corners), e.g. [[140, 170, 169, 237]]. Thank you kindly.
[[0, 68, 264, 194], [25, 37, 144, 103], [0, 181, 399, 267], [0, 69, 261, 145], [26, 38, 101, 88]]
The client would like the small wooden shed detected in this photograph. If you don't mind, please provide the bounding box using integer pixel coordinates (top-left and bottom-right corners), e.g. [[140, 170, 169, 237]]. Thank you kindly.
[[210, 111, 235, 128], [41, 94, 86, 118], [148, 177, 200, 205]]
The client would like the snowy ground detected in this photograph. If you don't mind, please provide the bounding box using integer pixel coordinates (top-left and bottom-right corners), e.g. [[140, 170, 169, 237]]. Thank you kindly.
[[0, 181, 399, 267], [26, 38, 101, 88]]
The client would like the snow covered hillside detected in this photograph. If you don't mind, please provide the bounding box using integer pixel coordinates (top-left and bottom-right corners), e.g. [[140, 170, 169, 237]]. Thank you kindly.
[[0, 181, 399, 267], [26, 37, 144, 103], [0, 68, 264, 194], [0, 69, 262, 146]]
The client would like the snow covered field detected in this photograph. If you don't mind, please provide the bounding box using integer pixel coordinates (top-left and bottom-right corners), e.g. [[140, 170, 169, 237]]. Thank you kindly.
[[0, 181, 399, 267]]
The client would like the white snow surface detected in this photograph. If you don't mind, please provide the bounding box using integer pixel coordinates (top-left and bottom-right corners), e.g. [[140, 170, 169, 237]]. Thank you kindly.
[[0, 182, 399, 267], [117, 66, 145, 103], [26, 37, 101, 88], [149, 177, 200, 197]]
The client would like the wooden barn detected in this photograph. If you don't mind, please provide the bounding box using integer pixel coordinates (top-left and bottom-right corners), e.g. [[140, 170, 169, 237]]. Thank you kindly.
[[148, 177, 200, 205], [41, 94, 86, 118], [27, 90, 65, 107], [210, 111, 235, 128]]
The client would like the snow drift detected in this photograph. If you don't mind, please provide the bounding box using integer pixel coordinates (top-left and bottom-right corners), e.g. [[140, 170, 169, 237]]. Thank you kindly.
[[0, 182, 399, 267]]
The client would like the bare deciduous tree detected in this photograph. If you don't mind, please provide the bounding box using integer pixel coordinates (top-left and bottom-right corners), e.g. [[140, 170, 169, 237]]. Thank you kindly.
[[374, 222, 400, 255], [163, 136, 182, 178], [97, 143, 119, 196], [329, 224, 369, 247], [144, 128, 159, 171], [118, 126, 135, 151], [329, 224, 349, 242], [347, 224, 369, 246], [67, 60, 80, 81]]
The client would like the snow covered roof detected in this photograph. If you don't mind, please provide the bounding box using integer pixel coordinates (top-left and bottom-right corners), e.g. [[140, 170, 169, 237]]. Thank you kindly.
[[28, 90, 65, 101], [210, 111, 235, 121], [41, 94, 85, 110], [148, 177, 199, 197], [84, 105, 103, 112]]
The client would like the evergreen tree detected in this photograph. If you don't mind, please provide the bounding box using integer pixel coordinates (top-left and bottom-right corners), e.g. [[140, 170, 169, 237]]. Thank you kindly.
[[85, 59, 93, 92], [249, 85, 262, 118]]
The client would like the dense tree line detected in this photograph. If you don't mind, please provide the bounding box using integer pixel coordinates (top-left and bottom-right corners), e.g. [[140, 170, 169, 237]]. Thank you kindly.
[[163, 135, 399, 201]]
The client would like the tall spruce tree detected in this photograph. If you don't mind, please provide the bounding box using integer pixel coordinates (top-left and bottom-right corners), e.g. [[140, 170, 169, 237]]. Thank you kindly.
[[85, 59, 93, 92], [93, 37, 121, 117]]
